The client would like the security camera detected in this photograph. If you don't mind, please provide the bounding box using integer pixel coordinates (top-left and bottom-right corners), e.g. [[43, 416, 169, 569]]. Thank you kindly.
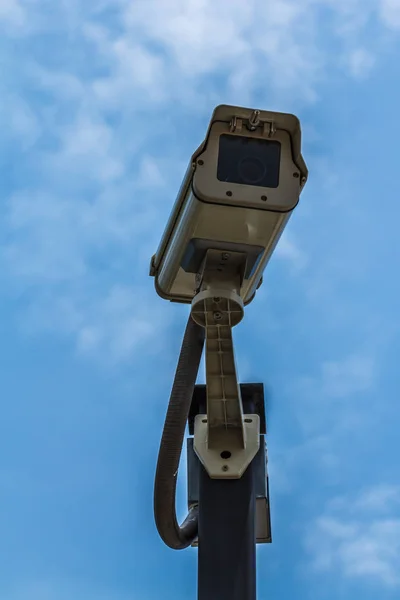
[[149, 104, 307, 305], [152, 105, 308, 554]]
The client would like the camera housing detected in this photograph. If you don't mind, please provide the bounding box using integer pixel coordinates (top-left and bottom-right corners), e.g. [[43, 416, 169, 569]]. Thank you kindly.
[[150, 104, 307, 305]]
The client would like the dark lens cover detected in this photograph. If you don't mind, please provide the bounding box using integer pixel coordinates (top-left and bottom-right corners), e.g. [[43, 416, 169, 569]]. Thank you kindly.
[[217, 134, 281, 189]]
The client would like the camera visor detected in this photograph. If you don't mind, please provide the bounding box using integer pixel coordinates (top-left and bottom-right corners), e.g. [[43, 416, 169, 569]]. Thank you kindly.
[[217, 134, 281, 189]]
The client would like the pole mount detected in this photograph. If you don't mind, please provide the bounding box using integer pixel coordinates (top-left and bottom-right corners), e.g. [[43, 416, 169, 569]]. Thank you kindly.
[[190, 249, 260, 479]]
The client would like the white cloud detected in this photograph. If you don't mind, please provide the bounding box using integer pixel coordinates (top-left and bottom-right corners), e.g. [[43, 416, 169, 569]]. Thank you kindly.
[[277, 352, 378, 476], [2, 0, 400, 365], [50, 113, 125, 183], [87, 29, 169, 108], [121, 0, 317, 104], [306, 485, 400, 587], [296, 352, 377, 406], [136, 156, 166, 189], [353, 485, 400, 513], [326, 485, 400, 517], [19, 284, 173, 365], [320, 354, 376, 398], [1, 161, 168, 363], [380, 0, 400, 30], [78, 0, 389, 113], [0, 94, 41, 149], [0, 0, 25, 29], [74, 284, 171, 363], [275, 232, 308, 270], [347, 48, 376, 79]]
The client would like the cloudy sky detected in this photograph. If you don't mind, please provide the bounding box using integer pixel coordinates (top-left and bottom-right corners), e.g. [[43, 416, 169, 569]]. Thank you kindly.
[[1, 0, 400, 598]]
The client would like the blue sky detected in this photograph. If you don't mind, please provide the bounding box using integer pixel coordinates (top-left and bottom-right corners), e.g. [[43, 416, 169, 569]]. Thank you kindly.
[[1, 0, 400, 598]]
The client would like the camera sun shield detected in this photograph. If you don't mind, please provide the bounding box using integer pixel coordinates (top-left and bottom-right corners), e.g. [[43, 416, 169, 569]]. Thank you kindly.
[[192, 117, 302, 213]]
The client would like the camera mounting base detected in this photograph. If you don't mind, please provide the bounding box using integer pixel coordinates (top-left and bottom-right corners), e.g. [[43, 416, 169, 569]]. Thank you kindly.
[[193, 413, 260, 479], [190, 249, 260, 479]]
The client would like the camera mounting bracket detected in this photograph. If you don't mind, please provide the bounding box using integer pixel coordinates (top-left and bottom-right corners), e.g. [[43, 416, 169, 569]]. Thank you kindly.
[[191, 249, 260, 479]]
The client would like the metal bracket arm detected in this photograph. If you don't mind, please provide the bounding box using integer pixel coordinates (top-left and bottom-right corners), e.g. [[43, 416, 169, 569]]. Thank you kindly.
[[191, 250, 260, 479]]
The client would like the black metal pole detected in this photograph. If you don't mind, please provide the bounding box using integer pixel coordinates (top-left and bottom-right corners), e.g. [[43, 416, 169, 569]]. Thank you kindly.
[[197, 458, 257, 600]]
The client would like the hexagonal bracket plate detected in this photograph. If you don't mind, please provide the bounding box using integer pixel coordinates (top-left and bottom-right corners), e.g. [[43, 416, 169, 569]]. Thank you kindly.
[[194, 413, 260, 479]]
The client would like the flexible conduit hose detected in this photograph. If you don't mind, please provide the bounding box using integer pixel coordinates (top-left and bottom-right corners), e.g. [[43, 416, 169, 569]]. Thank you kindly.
[[154, 314, 205, 550]]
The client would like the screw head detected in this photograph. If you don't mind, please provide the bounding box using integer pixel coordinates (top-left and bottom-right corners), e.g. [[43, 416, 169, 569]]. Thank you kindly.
[[222, 465, 229, 472], [213, 311, 222, 321], [198, 159, 204, 166]]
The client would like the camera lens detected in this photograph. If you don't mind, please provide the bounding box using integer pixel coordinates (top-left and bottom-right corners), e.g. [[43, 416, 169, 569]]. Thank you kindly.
[[238, 156, 267, 185], [217, 134, 281, 189]]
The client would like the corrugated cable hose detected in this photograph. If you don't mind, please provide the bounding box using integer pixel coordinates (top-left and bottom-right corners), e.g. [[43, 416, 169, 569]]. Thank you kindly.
[[153, 315, 205, 549]]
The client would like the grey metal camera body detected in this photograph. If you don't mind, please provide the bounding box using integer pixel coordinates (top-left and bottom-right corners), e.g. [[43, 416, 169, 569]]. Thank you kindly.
[[150, 104, 307, 305]]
